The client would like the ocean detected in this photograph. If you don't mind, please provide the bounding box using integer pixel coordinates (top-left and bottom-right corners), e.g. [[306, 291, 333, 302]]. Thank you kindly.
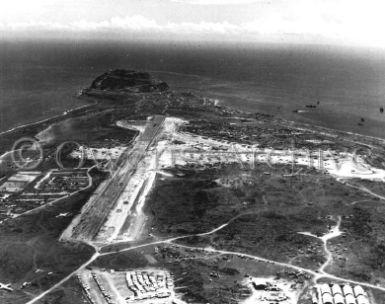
[[1, 39, 385, 138]]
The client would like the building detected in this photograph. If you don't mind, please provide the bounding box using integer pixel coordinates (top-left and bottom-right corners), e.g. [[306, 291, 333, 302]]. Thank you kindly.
[[311, 284, 371, 304]]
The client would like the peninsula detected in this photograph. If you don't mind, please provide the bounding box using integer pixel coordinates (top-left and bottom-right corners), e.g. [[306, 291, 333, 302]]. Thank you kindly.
[[0, 70, 385, 304]]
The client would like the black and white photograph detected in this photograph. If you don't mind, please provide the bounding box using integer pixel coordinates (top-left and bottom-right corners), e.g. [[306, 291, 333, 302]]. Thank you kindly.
[[1, 1, 385, 303]]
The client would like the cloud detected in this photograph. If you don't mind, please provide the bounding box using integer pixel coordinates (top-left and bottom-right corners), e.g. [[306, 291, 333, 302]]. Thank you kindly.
[[1, 15, 241, 36], [170, 0, 262, 5], [3, 0, 385, 49], [0, 14, 360, 46], [72, 16, 160, 32], [0, 0, 50, 21], [72, 16, 242, 36], [0, 14, 341, 46]]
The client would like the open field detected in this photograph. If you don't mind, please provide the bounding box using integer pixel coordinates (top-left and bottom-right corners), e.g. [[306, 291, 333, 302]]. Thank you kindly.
[[326, 202, 385, 285]]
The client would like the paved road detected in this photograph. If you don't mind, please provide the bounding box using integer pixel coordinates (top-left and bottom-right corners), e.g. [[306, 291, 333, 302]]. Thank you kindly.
[[344, 181, 385, 201], [25, 252, 101, 304]]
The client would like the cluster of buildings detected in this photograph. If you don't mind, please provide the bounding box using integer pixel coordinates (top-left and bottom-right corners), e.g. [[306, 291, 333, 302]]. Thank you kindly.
[[0, 168, 93, 222], [125, 270, 173, 302], [36, 169, 89, 193], [0, 171, 40, 194], [78, 269, 177, 304], [244, 277, 297, 304], [0, 171, 42, 219], [312, 284, 371, 304]]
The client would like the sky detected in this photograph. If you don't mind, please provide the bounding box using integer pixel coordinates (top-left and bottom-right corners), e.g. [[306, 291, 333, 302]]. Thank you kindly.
[[1, 0, 385, 48]]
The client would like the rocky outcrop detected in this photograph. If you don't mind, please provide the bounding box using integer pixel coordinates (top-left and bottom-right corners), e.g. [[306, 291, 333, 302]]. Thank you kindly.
[[89, 69, 169, 93]]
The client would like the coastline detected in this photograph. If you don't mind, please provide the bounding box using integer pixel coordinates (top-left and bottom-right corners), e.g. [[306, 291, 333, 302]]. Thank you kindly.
[[1, 90, 384, 154], [1, 67, 384, 148], [0, 101, 97, 137], [148, 70, 385, 143]]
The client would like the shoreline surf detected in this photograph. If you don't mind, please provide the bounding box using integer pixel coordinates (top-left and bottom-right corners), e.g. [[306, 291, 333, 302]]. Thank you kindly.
[[0, 101, 97, 137]]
